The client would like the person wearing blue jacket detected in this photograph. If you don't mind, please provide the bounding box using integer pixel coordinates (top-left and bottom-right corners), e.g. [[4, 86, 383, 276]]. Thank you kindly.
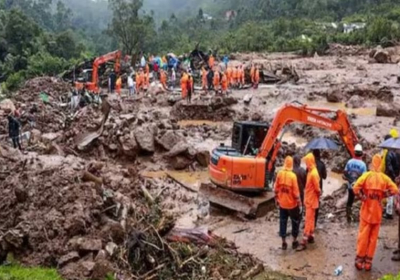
[[344, 144, 367, 223]]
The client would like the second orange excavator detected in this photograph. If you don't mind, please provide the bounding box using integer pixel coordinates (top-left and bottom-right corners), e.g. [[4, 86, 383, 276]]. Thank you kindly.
[[200, 103, 359, 217], [75, 50, 122, 93]]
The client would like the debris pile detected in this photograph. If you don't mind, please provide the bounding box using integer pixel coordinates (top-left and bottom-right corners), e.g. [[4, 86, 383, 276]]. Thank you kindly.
[[171, 97, 238, 121], [369, 46, 391, 64], [325, 85, 393, 103], [326, 43, 368, 57], [0, 147, 265, 280], [16, 76, 72, 103]]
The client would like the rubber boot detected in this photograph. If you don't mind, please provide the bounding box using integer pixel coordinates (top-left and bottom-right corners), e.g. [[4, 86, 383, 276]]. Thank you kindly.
[[346, 207, 352, 223]]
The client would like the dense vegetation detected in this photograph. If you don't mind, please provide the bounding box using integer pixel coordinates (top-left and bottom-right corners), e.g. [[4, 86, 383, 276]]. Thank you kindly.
[[2, 0, 400, 91]]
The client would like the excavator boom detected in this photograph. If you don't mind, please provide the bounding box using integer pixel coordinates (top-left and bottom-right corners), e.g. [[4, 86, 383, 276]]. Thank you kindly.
[[202, 103, 359, 217]]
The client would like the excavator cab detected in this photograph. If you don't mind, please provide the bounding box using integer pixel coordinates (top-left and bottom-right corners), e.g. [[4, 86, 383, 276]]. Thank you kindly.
[[232, 121, 269, 156]]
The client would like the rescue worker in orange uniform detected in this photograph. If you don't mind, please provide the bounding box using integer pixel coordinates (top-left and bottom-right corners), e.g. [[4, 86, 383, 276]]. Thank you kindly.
[[254, 64, 260, 89], [115, 76, 122, 96], [226, 66, 232, 88], [232, 66, 239, 88], [250, 63, 255, 84], [160, 69, 167, 90], [239, 65, 245, 88], [353, 154, 399, 271], [275, 156, 301, 250], [213, 68, 220, 93], [136, 68, 145, 94], [208, 53, 215, 69], [297, 153, 321, 251], [180, 71, 189, 99], [221, 73, 228, 95], [201, 67, 208, 91]]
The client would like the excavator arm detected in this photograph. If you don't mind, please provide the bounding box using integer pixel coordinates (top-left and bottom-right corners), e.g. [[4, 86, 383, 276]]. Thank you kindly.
[[92, 50, 122, 89], [257, 104, 358, 170]]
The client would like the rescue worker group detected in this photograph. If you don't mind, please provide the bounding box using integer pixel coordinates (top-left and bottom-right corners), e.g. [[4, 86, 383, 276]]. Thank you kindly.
[[275, 129, 400, 272], [111, 52, 261, 102]]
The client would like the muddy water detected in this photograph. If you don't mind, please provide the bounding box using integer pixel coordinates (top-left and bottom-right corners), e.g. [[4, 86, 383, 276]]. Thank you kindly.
[[208, 217, 399, 280], [307, 101, 377, 116], [178, 120, 228, 127], [324, 172, 345, 197]]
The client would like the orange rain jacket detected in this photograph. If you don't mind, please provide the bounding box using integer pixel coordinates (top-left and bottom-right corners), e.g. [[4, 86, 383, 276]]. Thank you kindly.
[[226, 67, 232, 84], [213, 71, 220, 88], [221, 73, 228, 92], [250, 65, 255, 83], [201, 67, 208, 89], [354, 154, 399, 224], [208, 55, 215, 68], [136, 72, 144, 91], [180, 73, 188, 98], [274, 156, 301, 209], [303, 153, 321, 209], [160, 70, 167, 88]]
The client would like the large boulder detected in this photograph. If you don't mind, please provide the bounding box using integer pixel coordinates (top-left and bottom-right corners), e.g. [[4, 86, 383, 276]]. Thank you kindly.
[[326, 90, 342, 103], [376, 102, 400, 117], [169, 156, 193, 170], [346, 95, 364, 108], [166, 142, 190, 158], [195, 150, 210, 167], [118, 132, 139, 158], [134, 124, 156, 153], [156, 131, 184, 151], [373, 48, 391, 63]]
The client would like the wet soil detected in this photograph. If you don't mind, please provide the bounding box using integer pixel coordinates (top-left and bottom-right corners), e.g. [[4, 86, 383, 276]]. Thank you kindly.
[[2, 46, 400, 279]]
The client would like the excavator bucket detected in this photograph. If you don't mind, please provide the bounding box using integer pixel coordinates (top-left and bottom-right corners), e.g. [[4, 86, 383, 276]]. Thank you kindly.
[[199, 183, 276, 218]]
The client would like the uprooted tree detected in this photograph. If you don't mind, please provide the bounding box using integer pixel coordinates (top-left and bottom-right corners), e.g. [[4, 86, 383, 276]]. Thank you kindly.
[[108, 0, 156, 57]]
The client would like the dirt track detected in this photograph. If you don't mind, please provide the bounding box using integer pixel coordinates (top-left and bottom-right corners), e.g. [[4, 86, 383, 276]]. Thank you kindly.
[[1, 45, 400, 279]]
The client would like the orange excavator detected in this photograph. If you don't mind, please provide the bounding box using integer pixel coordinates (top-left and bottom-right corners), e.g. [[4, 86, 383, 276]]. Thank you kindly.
[[200, 103, 359, 217], [75, 50, 122, 93]]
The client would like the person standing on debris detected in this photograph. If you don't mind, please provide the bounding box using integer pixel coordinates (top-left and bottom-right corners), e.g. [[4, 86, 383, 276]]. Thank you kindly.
[[223, 55, 229, 69], [213, 67, 220, 94], [353, 154, 398, 271], [297, 153, 321, 251], [201, 67, 208, 92], [343, 144, 367, 223], [207, 68, 214, 91], [226, 65, 232, 88], [254, 64, 260, 89], [187, 71, 194, 104], [170, 68, 176, 90], [233, 66, 239, 88], [382, 129, 400, 220], [250, 63, 255, 85], [8, 111, 22, 150], [136, 68, 145, 94], [108, 70, 117, 94], [160, 69, 167, 90], [221, 72, 228, 95], [239, 65, 245, 88], [208, 51, 215, 69], [293, 155, 307, 209], [275, 156, 302, 250], [312, 149, 327, 227], [140, 53, 146, 68], [181, 70, 189, 100], [116, 76, 122, 96], [127, 75, 135, 96]]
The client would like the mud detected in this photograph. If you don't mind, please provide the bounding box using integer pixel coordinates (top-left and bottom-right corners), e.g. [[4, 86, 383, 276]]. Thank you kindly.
[[2, 44, 400, 279]]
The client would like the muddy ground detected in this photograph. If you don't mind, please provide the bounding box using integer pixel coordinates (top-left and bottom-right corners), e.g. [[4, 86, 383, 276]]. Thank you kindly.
[[1, 45, 400, 279]]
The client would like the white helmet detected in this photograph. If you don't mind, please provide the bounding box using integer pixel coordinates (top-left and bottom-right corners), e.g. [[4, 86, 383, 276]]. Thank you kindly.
[[355, 144, 363, 152]]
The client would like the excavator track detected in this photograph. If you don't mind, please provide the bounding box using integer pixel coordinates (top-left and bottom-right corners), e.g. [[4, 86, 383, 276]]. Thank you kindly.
[[199, 183, 275, 218]]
